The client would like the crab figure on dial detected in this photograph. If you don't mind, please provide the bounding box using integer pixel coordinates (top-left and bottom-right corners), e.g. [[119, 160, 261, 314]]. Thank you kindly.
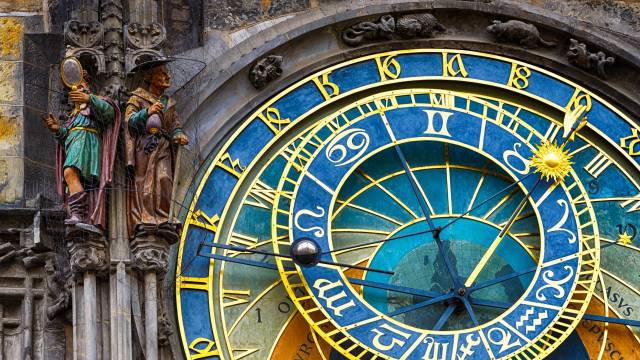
[[177, 50, 640, 360]]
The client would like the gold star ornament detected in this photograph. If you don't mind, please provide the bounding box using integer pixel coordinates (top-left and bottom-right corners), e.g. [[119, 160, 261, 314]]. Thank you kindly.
[[530, 142, 573, 182], [618, 231, 633, 245]]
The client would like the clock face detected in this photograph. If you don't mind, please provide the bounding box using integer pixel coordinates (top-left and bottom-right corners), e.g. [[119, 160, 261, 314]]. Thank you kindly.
[[176, 50, 640, 360]]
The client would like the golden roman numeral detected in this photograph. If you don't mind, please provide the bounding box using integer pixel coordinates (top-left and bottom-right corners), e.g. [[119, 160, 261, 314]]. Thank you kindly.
[[280, 143, 312, 172], [188, 337, 220, 359], [430, 92, 455, 108], [256, 107, 291, 135], [178, 276, 210, 291], [621, 195, 640, 212], [507, 63, 532, 89], [375, 54, 401, 81], [217, 152, 245, 178], [312, 72, 340, 99], [234, 348, 260, 359], [244, 180, 276, 209], [543, 122, 562, 142], [442, 53, 468, 77], [376, 96, 398, 111], [227, 232, 260, 256], [222, 288, 251, 308], [620, 128, 640, 156], [584, 152, 612, 178], [189, 209, 220, 232]]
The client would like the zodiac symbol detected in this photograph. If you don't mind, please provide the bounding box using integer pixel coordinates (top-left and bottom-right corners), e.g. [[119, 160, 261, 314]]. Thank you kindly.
[[370, 323, 411, 351], [503, 143, 531, 175], [515, 307, 549, 334], [535, 265, 574, 301], [312, 278, 355, 316], [422, 336, 449, 360], [487, 327, 521, 354], [548, 199, 577, 244], [294, 206, 326, 237], [456, 333, 482, 360], [325, 128, 370, 167], [423, 110, 453, 137]]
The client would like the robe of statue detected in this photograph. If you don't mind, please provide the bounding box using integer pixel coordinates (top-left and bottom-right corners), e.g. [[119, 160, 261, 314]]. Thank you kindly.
[[55, 95, 120, 229], [125, 87, 184, 239]]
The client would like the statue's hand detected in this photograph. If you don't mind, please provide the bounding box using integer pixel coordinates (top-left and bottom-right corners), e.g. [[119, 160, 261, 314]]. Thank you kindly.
[[173, 133, 189, 145], [69, 90, 90, 104], [42, 114, 60, 133], [148, 101, 164, 115]]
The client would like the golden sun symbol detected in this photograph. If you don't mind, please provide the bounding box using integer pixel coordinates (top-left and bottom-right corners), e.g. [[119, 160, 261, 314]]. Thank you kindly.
[[618, 231, 633, 245], [530, 142, 573, 182]]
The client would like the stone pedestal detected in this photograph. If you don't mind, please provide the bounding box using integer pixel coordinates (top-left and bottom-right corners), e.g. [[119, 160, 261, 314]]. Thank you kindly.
[[67, 234, 107, 360], [130, 235, 170, 360]]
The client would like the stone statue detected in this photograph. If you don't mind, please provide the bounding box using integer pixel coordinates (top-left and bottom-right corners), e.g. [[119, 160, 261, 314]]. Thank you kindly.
[[249, 55, 284, 89], [42, 71, 121, 233], [395, 13, 445, 39], [125, 59, 189, 241], [342, 14, 396, 46], [567, 38, 615, 79], [44, 259, 71, 321], [487, 20, 556, 48]]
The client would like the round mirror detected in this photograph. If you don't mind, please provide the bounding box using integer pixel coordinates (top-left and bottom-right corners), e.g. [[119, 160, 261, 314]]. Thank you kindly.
[[60, 57, 83, 88]]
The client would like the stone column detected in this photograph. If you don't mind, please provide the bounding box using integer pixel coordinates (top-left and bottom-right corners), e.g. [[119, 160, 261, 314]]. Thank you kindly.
[[131, 235, 170, 360], [67, 235, 107, 360]]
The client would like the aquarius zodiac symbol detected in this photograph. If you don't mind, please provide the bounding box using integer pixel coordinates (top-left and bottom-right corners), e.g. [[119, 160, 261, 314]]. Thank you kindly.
[[535, 265, 574, 301], [515, 307, 549, 334]]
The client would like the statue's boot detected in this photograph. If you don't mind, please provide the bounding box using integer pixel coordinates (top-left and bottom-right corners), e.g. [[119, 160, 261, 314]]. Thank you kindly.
[[65, 191, 88, 226]]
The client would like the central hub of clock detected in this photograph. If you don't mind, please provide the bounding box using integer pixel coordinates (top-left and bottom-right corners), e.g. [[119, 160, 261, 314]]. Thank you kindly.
[[361, 217, 536, 331]]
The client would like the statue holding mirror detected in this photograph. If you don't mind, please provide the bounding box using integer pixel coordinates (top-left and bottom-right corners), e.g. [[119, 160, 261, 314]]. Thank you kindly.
[[42, 57, 121, 233]]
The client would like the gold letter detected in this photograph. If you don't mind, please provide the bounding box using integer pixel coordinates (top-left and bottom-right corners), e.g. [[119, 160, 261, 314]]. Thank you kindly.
[[312, 72, 340, 99], [442, 53, 468, 78]]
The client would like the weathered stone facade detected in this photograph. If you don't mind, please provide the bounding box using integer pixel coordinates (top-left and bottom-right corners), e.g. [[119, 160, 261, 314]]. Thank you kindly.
[[0, 0, 639, 359]]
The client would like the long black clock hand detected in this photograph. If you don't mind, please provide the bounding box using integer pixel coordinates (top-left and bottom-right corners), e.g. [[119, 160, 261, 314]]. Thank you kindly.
[[199, 241, 395, 275]]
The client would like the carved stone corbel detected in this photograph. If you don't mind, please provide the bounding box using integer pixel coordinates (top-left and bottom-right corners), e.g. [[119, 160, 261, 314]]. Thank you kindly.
[[124, 22, 167, 73], [341, 13, 445, 47], [131, 235, 170, 274], [67, 236, 108, 275], [64, 19, 106, 74], [567, 38, 615, 79], [249, 55, 284, 89]]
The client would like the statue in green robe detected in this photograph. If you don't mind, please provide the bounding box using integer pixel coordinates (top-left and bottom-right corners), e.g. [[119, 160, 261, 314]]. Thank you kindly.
[[43, 73, 120, 231]]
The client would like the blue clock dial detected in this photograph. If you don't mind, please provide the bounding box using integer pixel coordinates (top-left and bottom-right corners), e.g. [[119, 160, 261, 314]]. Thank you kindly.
[[176, 50, 640, 360]]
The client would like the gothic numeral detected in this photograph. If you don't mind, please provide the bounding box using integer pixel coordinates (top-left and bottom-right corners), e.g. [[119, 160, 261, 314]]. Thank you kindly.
[[375, 55, 401, 81], [584, 152, 612, 178], [620, 128, 640, 156], [312, 72, 340, 100], [507, 63, 532, 89], [442, 53, 468, 77], [189, 209, 220, 233], [217, 153, 245, 178], [257, 107, 291, 135], [188, 337, 220, 359], [563, 89, 591, 139]]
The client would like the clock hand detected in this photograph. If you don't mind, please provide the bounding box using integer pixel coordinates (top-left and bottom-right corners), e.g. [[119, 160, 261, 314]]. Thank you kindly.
[[391, 141, 462, 287], [199, 241, 394, 275], [321, 226, 438, 255], [387, 292, 455, 317], [463, 178, 542, 288], [433, 303, 457, 331], [195, 244, 448, 299]]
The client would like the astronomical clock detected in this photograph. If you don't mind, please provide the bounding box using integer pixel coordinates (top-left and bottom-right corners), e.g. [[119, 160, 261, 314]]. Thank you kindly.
[[175, 50, 640, 359]]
